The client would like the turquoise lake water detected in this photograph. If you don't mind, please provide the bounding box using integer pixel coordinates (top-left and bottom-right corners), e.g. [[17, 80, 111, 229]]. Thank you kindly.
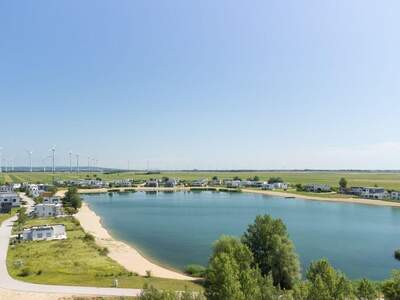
[[84, 191, 400, 280]]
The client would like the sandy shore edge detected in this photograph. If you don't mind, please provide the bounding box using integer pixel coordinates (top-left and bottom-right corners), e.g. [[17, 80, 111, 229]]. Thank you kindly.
[[74, 202, 194, 281]]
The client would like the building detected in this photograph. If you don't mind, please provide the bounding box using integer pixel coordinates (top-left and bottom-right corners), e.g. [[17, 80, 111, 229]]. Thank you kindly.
[[0, 193, 21, 208], [0, 185, 13, 193], [27, 184, 40, 198], [262, 182, 288, 190], [303, 184, 331, 193], [165, 178, 177, 187], [361, 187, 387, 200], [191, 179, 209, 187], [34, 203, 63, 217], [112, 179, 132, 187], [390, 191, 400, 200], [145, 179, 159, 188], [226, 180, 241, 188], [43, 196, 61, 205], [22, 224, 67, 241]]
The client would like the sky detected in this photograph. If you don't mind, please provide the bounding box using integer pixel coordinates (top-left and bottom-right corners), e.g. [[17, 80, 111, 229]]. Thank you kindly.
[[1, 1, 400, 170]]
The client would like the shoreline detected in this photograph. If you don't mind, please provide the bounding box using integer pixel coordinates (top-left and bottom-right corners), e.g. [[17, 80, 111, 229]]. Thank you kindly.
[[74, 202, 194, 281], [77, 186, 400, 208]]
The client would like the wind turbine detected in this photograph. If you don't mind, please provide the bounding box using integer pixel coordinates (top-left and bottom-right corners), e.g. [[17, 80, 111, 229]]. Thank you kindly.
[[68, 151, 73, 172], [87, 156, 91, 172], [76, 154, 80, 173], [26, 150, 33, 172], [50, 146, 56, 173], [0, 146, 3, 173]]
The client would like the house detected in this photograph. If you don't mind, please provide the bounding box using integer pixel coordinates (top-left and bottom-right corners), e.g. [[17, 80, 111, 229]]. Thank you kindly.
[[43, 196, 61, 205], [191, 179, 208, 187], [303, 184, 331, 193], [165, 178, 177, 187], [22, 224, 67, 241], [145, 179, 159, 188], [34, 203, 63, 217], [210, 179, 222, 186], [27, 184, 40, 198], [0, 193, 21, 208], [226, 180, 241, 188], [390, 191, 400, 200], [262, 182, 288, 190], [361, 187, 387, 200], [112, 179, 132, 187], [0, 185, 13, 193], [348, 187, 364, 196], [12, 183, 21, 190]]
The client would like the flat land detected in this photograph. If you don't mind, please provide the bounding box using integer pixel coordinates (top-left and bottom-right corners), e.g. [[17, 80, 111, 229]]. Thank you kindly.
[[6, 216, 202, 291], [2, 171, 400, 190]]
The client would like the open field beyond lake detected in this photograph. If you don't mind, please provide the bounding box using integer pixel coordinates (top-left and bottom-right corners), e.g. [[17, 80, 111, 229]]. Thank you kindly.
[[2, 171, 400, 190]]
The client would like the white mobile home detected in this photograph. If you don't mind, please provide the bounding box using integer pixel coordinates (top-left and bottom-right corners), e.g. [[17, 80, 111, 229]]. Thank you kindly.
[[34, 203, 63, 217], [22, 224, 67, 241], [361, 188, 387, 200], [303, 184, 331, 193], [0, 193, 20, 207], [391, 191, 400, 200]]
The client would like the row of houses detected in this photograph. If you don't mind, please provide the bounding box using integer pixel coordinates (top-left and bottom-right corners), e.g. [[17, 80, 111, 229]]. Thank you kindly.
[[344, 186, 400, 200]]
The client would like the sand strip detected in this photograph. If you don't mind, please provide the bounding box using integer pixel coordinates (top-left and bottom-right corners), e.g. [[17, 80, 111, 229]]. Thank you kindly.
[[74, 203, 194, 280]]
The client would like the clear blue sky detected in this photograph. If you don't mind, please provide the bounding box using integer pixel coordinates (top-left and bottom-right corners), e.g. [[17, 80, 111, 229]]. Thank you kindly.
[[1, 1, 399, 169]]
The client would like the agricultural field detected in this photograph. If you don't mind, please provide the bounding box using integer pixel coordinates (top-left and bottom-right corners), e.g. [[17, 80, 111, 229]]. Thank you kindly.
[[2, 171, 400, 190], [7, 216, 202, 291]]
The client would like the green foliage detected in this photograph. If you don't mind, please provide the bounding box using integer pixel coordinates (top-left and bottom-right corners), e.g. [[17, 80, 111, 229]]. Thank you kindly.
[[242, 215, 300, 289], [185, 265, 206, 277], [305, 259, 353, 300], [253, 176, 260, 181], [355, 278, 378, 300], [382, 270, 400, 300], [16, 207, 28, 225], [63, 187, 82, 210], [339, 177, 348, 189], [139, 285, 205, 300], [268, 177, 283, 184], [394, 249, 400, 261]]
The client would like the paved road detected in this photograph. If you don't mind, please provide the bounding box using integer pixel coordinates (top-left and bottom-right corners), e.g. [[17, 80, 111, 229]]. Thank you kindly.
[[0, 199, 142, 297]]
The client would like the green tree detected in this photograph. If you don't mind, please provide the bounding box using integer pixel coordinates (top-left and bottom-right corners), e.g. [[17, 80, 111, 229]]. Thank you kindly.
[[212, 176, 218, 181], [242, 215, 300, 289], [62, 187, 82, 210], [16, 207, 28, 225], [382, 270, 400, 300], [339, 177, 348, 190], [355, 278, 378, 300], [306, 259, 353, 300], [205, 236, 263, 300], [253, 176, 260, 181], [394, 249, 400, 261], [268, 177, 283, 184], [139, 285, 205, 300]]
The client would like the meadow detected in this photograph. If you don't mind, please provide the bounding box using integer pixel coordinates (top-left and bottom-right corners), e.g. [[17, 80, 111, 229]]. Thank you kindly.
[[2, 171, 400, 190], [6, 216, 202, 291]]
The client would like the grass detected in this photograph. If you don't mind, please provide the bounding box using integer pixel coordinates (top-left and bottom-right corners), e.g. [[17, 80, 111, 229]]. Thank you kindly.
[[7, 216, 203, 291], [0, 208, 18, 225], [2, 171, 400, 190]]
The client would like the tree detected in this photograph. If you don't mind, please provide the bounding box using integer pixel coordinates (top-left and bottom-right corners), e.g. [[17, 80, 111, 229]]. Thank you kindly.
[[63, 187, 82, 210], [205, 236, 263, 300], [139, 285, 205, 300], [242, 215, 300, 289], [394, 249, 400, 261], [212, 176, 218, 181], [382, 270, 400, 300], [305, 259, 353, 300], [268, 177, 283, 184], [233, 176, 241, 181], [16, 207, 28, 225], [253, 176, 260, 181], [355, 278, 378, 300], [339, 178, 348, 190]]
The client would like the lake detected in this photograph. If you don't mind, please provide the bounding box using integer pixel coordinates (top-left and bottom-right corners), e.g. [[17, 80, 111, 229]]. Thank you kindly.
[[84, 191, 400, 280]]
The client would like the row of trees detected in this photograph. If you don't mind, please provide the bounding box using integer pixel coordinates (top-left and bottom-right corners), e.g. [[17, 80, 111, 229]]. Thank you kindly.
[[138, 215, 400, 300]]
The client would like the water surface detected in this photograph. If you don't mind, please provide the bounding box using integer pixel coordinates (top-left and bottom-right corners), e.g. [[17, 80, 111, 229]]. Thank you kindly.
[[84, 191, 400, 280]]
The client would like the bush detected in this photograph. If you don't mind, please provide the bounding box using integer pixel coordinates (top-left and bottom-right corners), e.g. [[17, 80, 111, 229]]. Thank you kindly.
[[185, 264, 206, 277], [146, 270, 152, 278], [18, 267, 32, 277], [394, 249, 400, 261], [99, 247, 109, 256], [83, 233, 95, 242]]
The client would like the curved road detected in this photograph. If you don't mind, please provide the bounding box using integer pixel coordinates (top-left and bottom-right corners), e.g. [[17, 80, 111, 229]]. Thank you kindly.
[[0, 200, 142, 297]]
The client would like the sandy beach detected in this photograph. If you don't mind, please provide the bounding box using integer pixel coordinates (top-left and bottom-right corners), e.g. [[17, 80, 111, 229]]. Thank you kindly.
[[75, 202, 194, 281]]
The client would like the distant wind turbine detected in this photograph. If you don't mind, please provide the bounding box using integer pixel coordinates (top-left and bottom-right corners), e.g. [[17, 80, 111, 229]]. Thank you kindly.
[[50, 146, 56, 173], [26, 150, 33, 172], [76, 154, 80, 173], [0, 146, 3, 173], [69, 151, 73, 172]]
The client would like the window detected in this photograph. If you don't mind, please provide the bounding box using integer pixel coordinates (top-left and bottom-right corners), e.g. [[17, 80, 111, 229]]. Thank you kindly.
[[13, 199, 16, 202], [46, 232, 51, 238], [37, 233, 43, 238]]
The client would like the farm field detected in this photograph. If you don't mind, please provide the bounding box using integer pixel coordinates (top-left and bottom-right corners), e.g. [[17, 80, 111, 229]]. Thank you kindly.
[[2, 171, 400, 190]]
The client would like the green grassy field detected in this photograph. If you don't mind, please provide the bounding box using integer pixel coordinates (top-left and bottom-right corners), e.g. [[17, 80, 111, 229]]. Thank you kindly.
[[0, 208, 18, 225], [7, 216, 202, 291], [2, 171, 400, 190]]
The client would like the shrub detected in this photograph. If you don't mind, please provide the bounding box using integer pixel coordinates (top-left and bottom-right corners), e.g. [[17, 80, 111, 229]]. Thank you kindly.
[[394, 249, 400, 261], [98, 247, 109, 256], [185, 264, 206, 277], [146, 270, 152, 278], [18, 267, 32, 277], [83, 233, 95, 242]]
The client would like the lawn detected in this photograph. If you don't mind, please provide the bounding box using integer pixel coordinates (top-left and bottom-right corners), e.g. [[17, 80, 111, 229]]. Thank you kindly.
[[0, 208, 18, 225], [2, 171, 400, 190], [7, 216, 202, 291]]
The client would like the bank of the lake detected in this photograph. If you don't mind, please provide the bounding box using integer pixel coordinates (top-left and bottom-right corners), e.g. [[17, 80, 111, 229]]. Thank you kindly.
[[83, 190, 400, 281]]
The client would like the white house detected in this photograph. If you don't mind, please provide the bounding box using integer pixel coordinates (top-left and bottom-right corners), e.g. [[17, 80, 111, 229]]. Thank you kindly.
[[226, 180, 241, 188], [22, 224, 67, 241], [390, 191, 400, 200], [34, 203, 63, 217], [12, 183, 21, 190], [0, 185, 13, 193], [27, 184, 40, 198], [303, 184, 331, 193], [191, 179, 208, 187], [43, 196, 61, 205], [0, 193, 21, 207], [145, 179, 159, 188], [165, 178, 178, 187], [361, 187, 387, 200], [262, 182, 288, 190]]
